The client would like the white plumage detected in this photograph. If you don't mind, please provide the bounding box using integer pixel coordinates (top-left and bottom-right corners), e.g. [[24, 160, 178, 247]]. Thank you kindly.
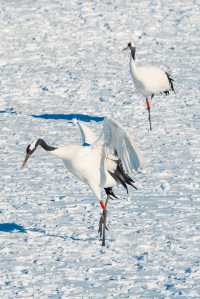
[[103, 118, 143, 173], [125, 42, 175, 130], [22, 117, 143, 206], [75, 119, 98, 145], [22, 118, 143, 245], [130, 65, 171, 97]]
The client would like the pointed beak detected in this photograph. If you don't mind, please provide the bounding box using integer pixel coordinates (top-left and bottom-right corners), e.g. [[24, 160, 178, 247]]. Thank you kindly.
[[122, 46, 128, 51], [21, 153, 31, 169]]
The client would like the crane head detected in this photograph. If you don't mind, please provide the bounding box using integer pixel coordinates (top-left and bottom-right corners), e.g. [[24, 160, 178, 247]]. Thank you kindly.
[[123, 42, 134, 51], [21, 142, 37, 169]]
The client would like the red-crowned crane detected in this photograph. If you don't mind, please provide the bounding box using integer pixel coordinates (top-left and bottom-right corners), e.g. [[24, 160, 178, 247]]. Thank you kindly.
[[22, 118, 143, 246], [124, 42, 175, 131]]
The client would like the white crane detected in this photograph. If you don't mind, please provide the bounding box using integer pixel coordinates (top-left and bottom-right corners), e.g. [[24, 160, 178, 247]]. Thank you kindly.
[[21, 118, 143, 246], [124, 42, 175, 130]]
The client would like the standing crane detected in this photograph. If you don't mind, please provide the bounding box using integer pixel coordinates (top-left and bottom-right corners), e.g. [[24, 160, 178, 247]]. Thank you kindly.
[[124, 42, 175, 130]]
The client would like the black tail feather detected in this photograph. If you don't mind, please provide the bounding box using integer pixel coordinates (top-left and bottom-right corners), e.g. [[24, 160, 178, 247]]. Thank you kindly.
[[126, 178, 137, 190], [109, 170, 128, 193], [108, 160, 137, 193], [165, 72, 175, 94], [117, 160, 137, 190], [104, 187, 118, 199]]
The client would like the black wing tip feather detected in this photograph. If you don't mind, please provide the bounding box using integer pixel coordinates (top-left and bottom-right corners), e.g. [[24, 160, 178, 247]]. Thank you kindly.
[[165, 72, 175, 94], [104, 187, 119, 199], [108, 160, 137, 194]]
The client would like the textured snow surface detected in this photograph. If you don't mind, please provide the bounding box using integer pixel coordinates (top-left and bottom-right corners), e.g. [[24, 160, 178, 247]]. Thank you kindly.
[[0, 0, 200, 298]]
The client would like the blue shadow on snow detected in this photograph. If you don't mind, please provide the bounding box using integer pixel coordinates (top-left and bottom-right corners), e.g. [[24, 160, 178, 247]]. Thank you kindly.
[[0, 108, 17, 114], [32, 113, 104, 123], [0, 223, 96, 242], [0, 223, 26, 233]]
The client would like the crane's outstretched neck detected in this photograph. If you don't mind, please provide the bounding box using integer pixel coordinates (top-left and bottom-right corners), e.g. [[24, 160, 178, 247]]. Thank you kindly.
[[129, 45, 137, 76], [129, 52, 137, 79], [22, 138, 57, 169], [130, 46, 136, 61], [36, 138, 56, 151]]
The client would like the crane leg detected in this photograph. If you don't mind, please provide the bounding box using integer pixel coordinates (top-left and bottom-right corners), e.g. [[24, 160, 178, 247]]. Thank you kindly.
[[98, 197, 109, 246], [146, 98, 152, 131]]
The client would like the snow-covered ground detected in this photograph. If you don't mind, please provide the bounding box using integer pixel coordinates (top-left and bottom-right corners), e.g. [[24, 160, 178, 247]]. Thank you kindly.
[[0, 0, 200, 298]]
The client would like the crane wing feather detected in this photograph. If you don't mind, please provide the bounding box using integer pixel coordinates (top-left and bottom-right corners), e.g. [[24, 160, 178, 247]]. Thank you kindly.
[[76, 121, 98, 145], [102, 118, 143, 173]]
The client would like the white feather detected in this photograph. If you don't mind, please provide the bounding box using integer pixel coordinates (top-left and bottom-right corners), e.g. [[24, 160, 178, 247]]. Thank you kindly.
[[76, 121, 98, 145], [130, 58, 170, 97], [97, 117, 144, 174], [129, 47, 171, 97], [26, 118, 143, 204]]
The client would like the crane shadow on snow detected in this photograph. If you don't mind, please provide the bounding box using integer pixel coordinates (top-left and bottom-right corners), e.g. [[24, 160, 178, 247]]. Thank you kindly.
[[0, 222, 97, 242], [29, 227, 97, 242], [0, 108, 17, 114], [0, 223, 26, 233], [32, 113, 104, 123]]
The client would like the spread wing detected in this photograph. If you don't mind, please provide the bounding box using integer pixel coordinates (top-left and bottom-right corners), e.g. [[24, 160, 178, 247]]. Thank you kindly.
[[75, 120, 98, 146], [102, 117, 144, 173]]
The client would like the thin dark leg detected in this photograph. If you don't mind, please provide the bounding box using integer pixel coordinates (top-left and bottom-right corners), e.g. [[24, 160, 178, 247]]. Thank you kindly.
[[98, 196, 109, 246], [98, 209, 108, 246], [146, 98, 152, 131]]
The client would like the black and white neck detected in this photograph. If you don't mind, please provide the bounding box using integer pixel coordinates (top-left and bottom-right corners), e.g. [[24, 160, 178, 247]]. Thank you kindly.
[[36, 138, 56, 151], [128, 42, 136, 61]]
